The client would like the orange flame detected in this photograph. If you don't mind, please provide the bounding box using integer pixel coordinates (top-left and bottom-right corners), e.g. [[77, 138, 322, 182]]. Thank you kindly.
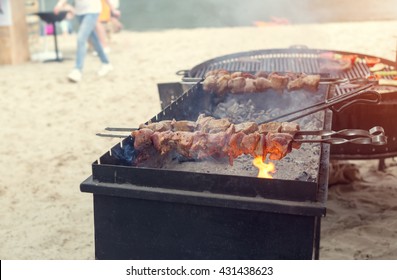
[[253, 156, 276, 179]]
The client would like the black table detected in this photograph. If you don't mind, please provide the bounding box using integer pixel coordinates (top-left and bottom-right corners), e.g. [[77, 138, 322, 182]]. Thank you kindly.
[[35, 11, 67, 62]]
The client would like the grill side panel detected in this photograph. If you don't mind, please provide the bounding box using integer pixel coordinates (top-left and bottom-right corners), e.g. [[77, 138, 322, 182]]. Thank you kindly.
[[93, 194, 316, 260]]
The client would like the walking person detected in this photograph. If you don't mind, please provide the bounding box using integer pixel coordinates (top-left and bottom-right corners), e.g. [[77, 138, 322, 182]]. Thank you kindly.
[[109, 0, 123, 33], [54, 0, 120, 83]]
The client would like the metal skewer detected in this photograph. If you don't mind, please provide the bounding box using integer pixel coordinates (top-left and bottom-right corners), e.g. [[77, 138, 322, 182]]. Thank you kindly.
[[96, 133, 129, 138], [96, 126, 387, 146], [104, 127, 135, 132]]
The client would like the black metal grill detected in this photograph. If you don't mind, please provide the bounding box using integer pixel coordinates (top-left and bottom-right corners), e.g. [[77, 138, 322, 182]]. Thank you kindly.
[[82, 77, 332, 260], [81, 47, 397, 260]]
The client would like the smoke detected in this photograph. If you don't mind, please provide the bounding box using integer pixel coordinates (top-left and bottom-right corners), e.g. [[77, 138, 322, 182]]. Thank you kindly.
[[43, 0, 397, 31]]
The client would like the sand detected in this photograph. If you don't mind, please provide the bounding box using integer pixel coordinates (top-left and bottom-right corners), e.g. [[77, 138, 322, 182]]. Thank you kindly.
[[1, 20, 397, 259]]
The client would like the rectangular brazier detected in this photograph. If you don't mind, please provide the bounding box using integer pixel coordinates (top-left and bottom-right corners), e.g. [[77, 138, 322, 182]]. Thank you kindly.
[[80, 82, 331, 259]]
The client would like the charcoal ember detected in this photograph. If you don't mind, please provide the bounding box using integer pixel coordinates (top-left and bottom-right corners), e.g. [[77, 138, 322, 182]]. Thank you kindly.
[[175, 155, 198, 163], [213, 98, 258, 124], [295, 172, 312, 181]]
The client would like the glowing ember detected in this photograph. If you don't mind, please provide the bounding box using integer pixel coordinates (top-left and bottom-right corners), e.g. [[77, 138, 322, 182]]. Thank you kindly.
[[253, 156, 276, 179]]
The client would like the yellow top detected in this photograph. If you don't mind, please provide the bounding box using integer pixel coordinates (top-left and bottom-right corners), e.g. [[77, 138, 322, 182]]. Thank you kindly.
[[98, 0, 111, 22]]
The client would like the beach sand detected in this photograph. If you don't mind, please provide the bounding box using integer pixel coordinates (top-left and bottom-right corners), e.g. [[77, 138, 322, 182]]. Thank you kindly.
[[1, 20, 397, 259]]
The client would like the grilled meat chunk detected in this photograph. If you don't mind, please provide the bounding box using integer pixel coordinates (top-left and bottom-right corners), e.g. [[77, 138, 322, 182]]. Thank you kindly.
[[243, 78, 257, 93], [287, 73, 306, 90], [241, 132, 261, 156], [203, 75, 217, 92], [139, 120, 172, 132], [171, 120, 197, 132], [228, 77, 246, 93], [151, 131, 175, 155], [235, 122, 258, 134], [216, 74, 231, 95], [264, 132, 294, 160], [258, 122, 282, 133], [268, 72, 289, 91], [255, 77, 272, 91], [199, 116, 232, 133], [172, 131, 194, 157], [302, 74, 321, 90], [132, 128, 154, 150]]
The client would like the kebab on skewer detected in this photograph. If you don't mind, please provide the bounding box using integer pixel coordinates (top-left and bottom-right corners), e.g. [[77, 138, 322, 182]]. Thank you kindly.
[[202, 69, 321, 95], [132, 114, 302, 165]]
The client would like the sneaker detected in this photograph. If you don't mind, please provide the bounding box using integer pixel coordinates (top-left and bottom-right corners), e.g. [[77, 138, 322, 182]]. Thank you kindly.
[[98, 64, 113, 77], [67, 69, 82, 82]]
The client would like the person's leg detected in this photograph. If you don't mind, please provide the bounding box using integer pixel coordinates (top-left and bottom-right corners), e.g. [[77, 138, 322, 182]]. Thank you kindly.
[[95, 21, 109, 51], [75, 14, 100, 70], [89, 21, 113, 76], [89, 23, 110, 65]]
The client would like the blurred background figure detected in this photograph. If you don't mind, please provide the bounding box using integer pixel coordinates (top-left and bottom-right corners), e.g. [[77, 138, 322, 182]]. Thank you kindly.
[[95, 0, 111, 54], [109, 0, 123, 33], [54, 0, 119, 82], [93, 0, 121, 55], [59, 2, 75, 36]]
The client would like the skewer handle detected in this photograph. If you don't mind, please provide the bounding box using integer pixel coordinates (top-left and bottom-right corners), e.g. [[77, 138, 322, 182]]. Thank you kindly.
[[295, 134, 387, 145], [294, 126, 384, 137]]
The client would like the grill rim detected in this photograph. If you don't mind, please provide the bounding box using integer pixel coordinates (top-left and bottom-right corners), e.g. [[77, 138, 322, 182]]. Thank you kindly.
[[185, 48, 395, 79]]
